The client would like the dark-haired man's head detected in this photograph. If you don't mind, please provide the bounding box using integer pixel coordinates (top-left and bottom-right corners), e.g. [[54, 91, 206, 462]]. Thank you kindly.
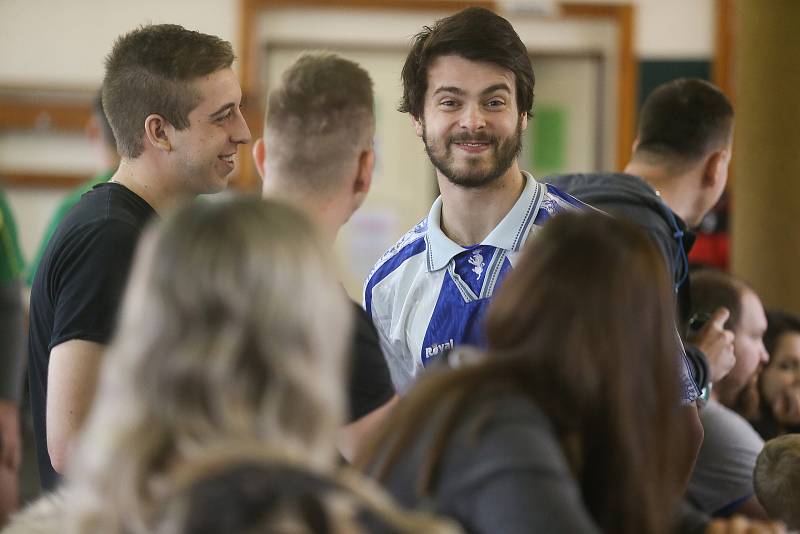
[[691, 269, 768, 416], [635, 78, 734, 168], [401, 7, 534, 189], [400, 7, 534, 120], [253, 52, 375, 235], [103, 24, 250, 194], [631, 79, 734, 225]]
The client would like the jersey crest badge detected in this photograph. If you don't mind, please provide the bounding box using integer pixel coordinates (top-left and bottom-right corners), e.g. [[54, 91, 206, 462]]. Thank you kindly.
[[468, 248, 485, 280]]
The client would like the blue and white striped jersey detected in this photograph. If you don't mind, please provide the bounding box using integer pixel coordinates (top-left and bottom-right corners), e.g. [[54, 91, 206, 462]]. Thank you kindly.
[[363, 173, 587, 393], [364, 172, 701, 404]]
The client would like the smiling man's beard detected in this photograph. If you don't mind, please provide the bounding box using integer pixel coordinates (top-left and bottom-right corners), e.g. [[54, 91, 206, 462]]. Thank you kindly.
[[422, 119, 524, 189], [731, 368, 763, 420]]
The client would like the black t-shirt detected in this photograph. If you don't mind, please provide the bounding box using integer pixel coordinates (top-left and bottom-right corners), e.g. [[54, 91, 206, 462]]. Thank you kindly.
[[347, 302, 394, 422], [28, 183, 155, 491]]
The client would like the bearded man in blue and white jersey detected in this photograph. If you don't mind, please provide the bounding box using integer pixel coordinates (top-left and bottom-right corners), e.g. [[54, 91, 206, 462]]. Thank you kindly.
[[363, 7, 589, 394]]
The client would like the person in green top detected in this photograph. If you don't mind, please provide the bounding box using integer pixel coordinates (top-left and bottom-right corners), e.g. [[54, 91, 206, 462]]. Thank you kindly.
[[0, 187, 25, 520], [25, 91, 119, 286]]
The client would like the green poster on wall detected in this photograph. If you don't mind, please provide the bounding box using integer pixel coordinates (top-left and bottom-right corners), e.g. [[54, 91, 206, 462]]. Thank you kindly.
[[532, 105, 567, 172]]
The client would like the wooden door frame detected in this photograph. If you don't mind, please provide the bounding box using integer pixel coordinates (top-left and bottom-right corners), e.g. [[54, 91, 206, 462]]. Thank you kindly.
[[713, 0, 734, 98], [0, 1, 637, 188], [237, 0, 636, 186]]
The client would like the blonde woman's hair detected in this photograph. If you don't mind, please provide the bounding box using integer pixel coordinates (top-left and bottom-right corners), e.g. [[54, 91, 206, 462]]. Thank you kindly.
[[65, 196, 351, 533], [149, 443, 462, 534]]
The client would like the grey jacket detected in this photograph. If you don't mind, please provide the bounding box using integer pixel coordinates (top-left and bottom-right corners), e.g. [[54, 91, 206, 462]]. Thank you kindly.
[[547, 173, 708, 392]]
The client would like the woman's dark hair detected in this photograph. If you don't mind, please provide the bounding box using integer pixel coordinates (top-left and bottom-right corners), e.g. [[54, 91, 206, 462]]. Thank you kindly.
[[399, 7, 535, 119], [755, 310, 800, 436], [360, 212, 687, 534], [763, 310, 800, 358]]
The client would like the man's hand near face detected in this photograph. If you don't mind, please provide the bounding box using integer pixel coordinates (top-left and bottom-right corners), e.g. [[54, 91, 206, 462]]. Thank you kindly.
[[693, 307, 736, 383]]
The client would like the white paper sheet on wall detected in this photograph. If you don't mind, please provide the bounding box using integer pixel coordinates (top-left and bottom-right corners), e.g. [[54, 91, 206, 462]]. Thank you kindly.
[[341, 208, 399, 299]]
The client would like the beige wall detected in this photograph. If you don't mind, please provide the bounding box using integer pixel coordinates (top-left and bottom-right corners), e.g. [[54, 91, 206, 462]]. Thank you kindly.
[[731, 0, 800, 315], [0, 0, 238, 84], [0, 0, 715, 294], [1, 0, 239, 270]]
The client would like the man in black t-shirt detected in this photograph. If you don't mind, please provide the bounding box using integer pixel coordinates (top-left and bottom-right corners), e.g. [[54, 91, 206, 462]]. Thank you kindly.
[[28, 24, 251, 490], [253, 53, 395, 461]]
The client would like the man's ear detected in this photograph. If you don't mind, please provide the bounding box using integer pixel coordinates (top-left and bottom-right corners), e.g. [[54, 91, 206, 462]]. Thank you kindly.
[[351, 148, 375, 212], [703, 148, 731, 189], [252, 138, 266, 178], [519, 113, 528, 132], [411, 115, 424, 138], [355, 148, 374, 194], [631, 136, 641, 155], [144, 114, 171, 152]]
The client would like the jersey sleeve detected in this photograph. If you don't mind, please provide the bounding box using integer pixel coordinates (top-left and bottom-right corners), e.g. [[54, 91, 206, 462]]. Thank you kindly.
[[364, 266, 409, 395], [366, 285, 415, 395], [676, 329, 702, 404], [49, 219, 141, 350]]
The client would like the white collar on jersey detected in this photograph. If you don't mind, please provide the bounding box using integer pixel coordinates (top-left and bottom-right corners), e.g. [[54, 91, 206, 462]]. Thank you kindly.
[[424, 171, 546, 272]]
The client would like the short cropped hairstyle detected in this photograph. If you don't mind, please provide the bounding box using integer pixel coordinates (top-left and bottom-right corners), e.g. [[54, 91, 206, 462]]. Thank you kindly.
[[264, 52, 374, 193], [635, 78, 733, 165], [103, 24, 235, 159], [689, 268, 748, 332], [754, 434, 800, 528], [399, 7, 534, 119]]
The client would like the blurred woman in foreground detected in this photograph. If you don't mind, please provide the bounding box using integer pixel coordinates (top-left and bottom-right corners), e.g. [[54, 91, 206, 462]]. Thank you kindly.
[[11, 197, 456, 534], [359, 212, 689, 534]]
